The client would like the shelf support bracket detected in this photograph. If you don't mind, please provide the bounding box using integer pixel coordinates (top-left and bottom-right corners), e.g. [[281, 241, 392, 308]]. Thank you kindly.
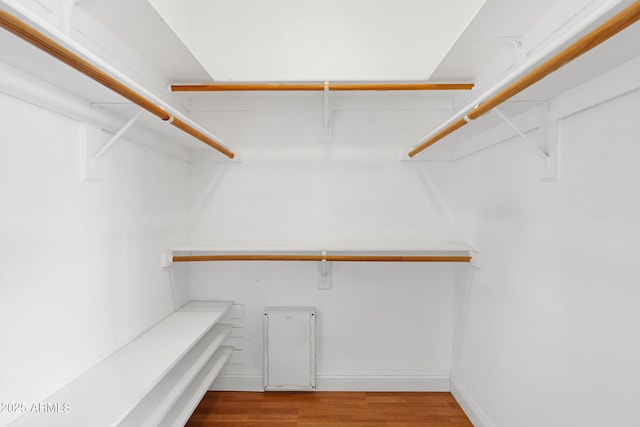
[[481, 36, 525, 68], [494, 107, 548, 160], [93, 109, 144, 161], [62, 0, 81, 36], [494, 105, 559, 181], [318, 251, 332, 290]]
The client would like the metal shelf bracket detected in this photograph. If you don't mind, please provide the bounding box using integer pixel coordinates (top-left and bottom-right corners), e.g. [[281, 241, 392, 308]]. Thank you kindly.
[[494, 103, 559, 182], [93, 109, 144, 161]]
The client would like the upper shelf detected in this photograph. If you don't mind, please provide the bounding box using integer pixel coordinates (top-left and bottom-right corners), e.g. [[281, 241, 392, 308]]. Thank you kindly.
[[0, 1, 234, 158], [411, 1, 640, 159], [171, 239, 473, 254]]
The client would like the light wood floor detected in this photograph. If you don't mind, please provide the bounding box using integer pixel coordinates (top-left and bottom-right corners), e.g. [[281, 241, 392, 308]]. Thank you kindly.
[[186, 391, 473, 426]]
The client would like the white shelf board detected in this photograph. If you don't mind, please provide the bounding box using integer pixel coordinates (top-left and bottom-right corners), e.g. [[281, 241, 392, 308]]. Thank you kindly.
[[158, 347, 234, 427], [180, 301, 236, 312], [118, 324, 232, 427], [10, 301, 232, 427], [170, 239, 474, 256]]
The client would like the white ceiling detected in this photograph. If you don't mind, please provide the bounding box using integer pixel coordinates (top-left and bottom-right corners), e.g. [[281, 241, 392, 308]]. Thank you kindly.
[[79, 0, 638, 90], [78, 0, 211, 83], [147, 0, 487, 82]]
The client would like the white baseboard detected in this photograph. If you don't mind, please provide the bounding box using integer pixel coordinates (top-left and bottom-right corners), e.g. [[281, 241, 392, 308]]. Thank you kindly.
[[450, 375, 495, 427], [317, 371, 450, 391], [211, 370, 450, 392], [210, 370, 263, 391]]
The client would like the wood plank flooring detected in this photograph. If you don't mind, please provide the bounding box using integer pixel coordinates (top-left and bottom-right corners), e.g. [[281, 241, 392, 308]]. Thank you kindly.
[[186, 391, 473, 426]]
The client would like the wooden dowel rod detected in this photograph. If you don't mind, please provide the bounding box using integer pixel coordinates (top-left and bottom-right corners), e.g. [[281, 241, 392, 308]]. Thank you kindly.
[[170, 83, 474, 92], [408, 117, 468, 157], [171, 117, 235, 158], [327, 255, 471, 262], [0, 11, 235, 159], [172, 254, 472, 263], [173, 83, 325, 92], [409, 1, 640, 157], [330, 83, 474, 91], [0, 11, 169, 119]]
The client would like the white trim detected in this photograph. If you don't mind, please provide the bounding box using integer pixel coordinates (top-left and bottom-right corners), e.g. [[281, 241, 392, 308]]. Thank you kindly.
[[317, 371, 450, 391], [211, 370, 450, 392], [210, 370, 263, 392], [450, 376, 496, 427]]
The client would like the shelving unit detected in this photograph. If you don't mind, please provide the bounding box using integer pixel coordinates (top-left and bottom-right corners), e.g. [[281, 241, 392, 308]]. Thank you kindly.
[[170, 240, 474, 261], [10, 301, 233, 427], [167, 241, 477, 289], [0, 1, 234, 157], [166, 241, 477, 289]]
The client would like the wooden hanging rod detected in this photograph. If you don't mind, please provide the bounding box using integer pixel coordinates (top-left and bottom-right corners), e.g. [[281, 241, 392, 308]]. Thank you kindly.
[[408, 1, 640, 157], [0, 10, 235, 159], [170, 82, 474, 92], [172, 254, 472, 263]]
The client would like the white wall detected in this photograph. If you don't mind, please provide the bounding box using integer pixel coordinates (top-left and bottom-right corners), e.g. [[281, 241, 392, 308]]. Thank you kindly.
[[187, 103, 459, 245], [0, 70, 191, 424], [192, 261, 453, 391], [450, 56, 640, 426], [186, 101, 462, 390]]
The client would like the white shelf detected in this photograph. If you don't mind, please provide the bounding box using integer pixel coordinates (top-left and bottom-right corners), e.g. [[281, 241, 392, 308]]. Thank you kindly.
[[170, 239, 474, 256], [0, 1, 228, 153], [118, 324, 232, 427], [158, 347, 233, 427], [10, 301, 233, 427]]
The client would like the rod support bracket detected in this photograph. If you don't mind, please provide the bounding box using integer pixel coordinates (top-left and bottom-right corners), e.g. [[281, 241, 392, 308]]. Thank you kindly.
[[469, 250, 482, 269], [321, 82, 332, 144], [161, 251, 173, 269], [318, 251, 332, 289]]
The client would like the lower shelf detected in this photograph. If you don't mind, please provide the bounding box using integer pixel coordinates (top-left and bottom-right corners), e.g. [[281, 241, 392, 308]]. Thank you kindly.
[[158, 347, 234, 427], [9, 301, 233, 427]]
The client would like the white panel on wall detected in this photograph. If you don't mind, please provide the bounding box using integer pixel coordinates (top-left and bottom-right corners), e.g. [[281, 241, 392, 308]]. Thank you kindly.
[[264, 306, 316, 391]]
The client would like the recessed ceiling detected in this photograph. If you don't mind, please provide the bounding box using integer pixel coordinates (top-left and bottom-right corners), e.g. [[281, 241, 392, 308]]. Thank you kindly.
[[147, 0, 487, 82]]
